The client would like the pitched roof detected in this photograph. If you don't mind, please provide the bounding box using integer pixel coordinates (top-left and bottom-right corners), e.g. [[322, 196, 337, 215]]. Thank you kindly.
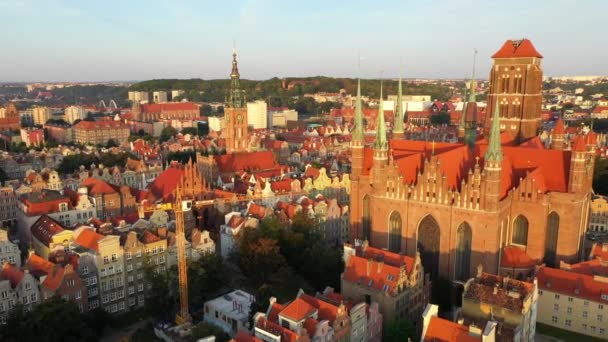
[[81, 177, 117, 195], [491, 39, 543, 59], [279, 297, 317, 321], [501, 246, 537, 268], [142, 102, 199, 113], [0, 263, 25, 289], [424, 316, 481, 342], [299, 293, 339, 324], [343, 254, 405, 295], [537, 266, 608, 303], [31, 215, 65, 245], [26, 253, 54, 277], [255, 317, 299, 342], [74, 229, 104, 252], [147, 166, 184, 201], [233, 331, 263, 342], [214, 151, 278, 173], [140, 231, 161, 244]]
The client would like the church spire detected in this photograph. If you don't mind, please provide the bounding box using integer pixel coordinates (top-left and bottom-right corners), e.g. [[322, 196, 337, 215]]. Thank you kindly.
[[485, 100, 503, 162], [393, 71, 405, 135], [374, 78, 387, 150], [459, 80, 468, 130], [353, 78, 364, 143], [468, 49, 478, 104], [227, 49, 244, 108]]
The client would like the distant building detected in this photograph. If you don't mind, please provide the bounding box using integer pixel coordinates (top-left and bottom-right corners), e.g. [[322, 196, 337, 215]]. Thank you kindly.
[[43, 121, 73, 143], [247, 100, 267, 129], [32, 106, 52, 125], [73, 120, 130, 145], [0, 263, 40, 317], [152, 91, 168, 103], [204, 289, 254, 336], [0, 102, 21, 131], [128, 91, 149, 104], [208, 116, 223, 132], [136, 102, 200, 121], [64, 106, 85, 124], [267, 108, 297, 128], [20, 128, 44, 147], [171, 90, 185, 100]]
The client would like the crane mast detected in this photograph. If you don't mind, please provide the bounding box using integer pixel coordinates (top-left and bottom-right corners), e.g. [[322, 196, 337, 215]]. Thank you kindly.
[[174, 185, 191, 324]]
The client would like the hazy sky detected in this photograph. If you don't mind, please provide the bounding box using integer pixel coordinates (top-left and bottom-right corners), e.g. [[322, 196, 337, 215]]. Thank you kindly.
[[0, 0, 605, 82]]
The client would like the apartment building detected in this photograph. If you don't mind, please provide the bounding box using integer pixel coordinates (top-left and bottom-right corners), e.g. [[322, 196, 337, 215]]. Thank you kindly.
[[73, 120, 130, 145], [121, 230, 167, 309], [537, 262, 608, 339]]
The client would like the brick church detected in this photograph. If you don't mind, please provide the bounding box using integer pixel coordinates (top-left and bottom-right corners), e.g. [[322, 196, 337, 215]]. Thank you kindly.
[[349, 39, 595, 282]]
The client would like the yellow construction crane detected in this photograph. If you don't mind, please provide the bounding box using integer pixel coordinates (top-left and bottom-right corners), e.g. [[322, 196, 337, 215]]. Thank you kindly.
[[138, 184, 305, 324]]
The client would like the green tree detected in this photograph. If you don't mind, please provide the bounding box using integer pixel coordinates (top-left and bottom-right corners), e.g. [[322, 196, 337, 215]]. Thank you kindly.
[[0, 168, 7, 185], [181, 127, 198, 136], [143, 264, 178, 319], [594, 157, 608, 196], [191, 322, 230, 342], [188, 253, 226, 306], [430, 111, 451, 125], [236, 229, 286, 287], [160, 126, 178, 142], [106, 139, 119, 148], [0, 297, 103, 342], [384, 319, 416, 342]]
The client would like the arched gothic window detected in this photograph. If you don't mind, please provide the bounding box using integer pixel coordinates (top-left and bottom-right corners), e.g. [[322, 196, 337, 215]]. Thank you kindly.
[[512, 215, 529, 246]]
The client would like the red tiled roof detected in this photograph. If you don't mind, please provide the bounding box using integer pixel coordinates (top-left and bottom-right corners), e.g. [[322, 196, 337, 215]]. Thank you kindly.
[[572, 135, 587, 152], [142, 102, 199, 113], [247, 203, 268, 220], [233, 331, 263, 342], [74, 229, 104, 252], [41, 264, 66, 291], [147, 167, 184, 201], [26, 253, 54, 276], [20, 190, 72, 216], [424, 316, 481, 342], [214, 151, 278, 173], [362, 246, 414, 272], [31, 215, 65, 245], [492, 39, 543, 59], [553, 119, 565, 134], [81, 177, 117, 195], [299, 293, 338, 324], [537, 266, 608, 303], [256, 317, 299, 342], [140, 231, 161, 244], [268, 302, 284, 322], [1, 263, 24, 289], [280, 297, 317, 321], [591, 244, 608, 260], [343, 255, 404, 295], [501, 246, 537, 268], [303, 317, 319, 337]]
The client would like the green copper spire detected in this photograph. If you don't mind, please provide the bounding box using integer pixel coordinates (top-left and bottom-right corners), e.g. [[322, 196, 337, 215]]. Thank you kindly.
[[394, 74, 404, 133], [353, 78, 364, 142], [459, 81, 468, 129], [485, 100, 503, 162], [227, 49, 245, 108], [374, 79, 388, 150]]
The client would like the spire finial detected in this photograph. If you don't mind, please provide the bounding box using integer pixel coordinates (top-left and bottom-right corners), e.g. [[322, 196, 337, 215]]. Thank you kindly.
[[432, 140, 436, 156], [485, 99, 503, 162], [468, 49, 478, 104], [373, 72, 387, 150], [394, 60, 405, 134]]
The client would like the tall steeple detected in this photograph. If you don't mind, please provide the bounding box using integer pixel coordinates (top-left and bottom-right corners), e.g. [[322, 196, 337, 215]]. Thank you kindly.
[[374, 79, 388, 150], [485, 100, 503, 162], [393, 72, 405, 138], [227, 49, 245, 108], [352, 78, 364, 144], [464, 50, 478, 149], [458, 80, 468, 138]]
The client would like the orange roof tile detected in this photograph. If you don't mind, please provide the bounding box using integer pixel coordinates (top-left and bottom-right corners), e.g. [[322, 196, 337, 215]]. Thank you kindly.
[[214, 151, 278, 173], [280, 297, 317, 321], [424, 316, 481, 342], [492, 39, 543, 59], [299, 294, 338, 324], [74, 229, 104, 252], [26, 253, 54, 276], [81, 177, 117, 195], [501, 246, 537, 268], [537, 266, 608, 303], [1, 263, 25, 289]]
